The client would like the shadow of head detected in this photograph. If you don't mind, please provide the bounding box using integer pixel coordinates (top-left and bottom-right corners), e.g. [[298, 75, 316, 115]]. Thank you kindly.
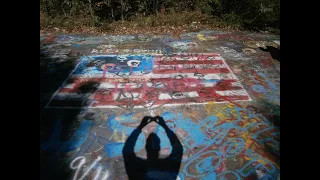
[[146, 133, 161, 160], [259, 46, 280, 62], [77, 81, 100, 94], [47, 80, 101, 108]]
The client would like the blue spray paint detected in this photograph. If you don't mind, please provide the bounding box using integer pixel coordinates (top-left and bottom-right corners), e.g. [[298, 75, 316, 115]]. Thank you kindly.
[[40, 119, 92, 153], [258, 73, 280, 103], [105, 113, 146, 158], [100, 110, 279, 178], [73, 55, 154, 76], [183, 151, 222, 178]]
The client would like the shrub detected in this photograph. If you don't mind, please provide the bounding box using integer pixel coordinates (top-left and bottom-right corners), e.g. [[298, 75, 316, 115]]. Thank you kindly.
[[40, 0, 280, 33]]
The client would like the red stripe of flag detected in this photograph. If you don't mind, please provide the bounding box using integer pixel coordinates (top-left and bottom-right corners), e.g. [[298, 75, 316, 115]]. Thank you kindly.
[[152, 68, 231, 74], [59, 79, 240, 93], [154, 60, 225, 65]]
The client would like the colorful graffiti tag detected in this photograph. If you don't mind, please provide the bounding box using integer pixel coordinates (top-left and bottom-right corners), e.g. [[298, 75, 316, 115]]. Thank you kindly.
[[40, 103, 280, 180]]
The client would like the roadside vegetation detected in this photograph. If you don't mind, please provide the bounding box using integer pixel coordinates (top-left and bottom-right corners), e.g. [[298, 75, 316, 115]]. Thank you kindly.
[[40, 0, 280, 35]]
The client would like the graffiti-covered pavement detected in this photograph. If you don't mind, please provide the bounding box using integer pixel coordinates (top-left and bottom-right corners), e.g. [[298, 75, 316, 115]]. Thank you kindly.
[[40, 31, 280, 180]]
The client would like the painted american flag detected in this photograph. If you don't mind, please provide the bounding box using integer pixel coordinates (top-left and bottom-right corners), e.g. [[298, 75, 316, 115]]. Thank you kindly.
[[46, 53, 251, 109]]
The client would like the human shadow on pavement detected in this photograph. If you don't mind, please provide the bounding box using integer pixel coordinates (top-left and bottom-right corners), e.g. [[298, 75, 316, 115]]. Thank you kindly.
[[123, 116, 183, 180], [40, 79, 101, 180], [259, 46, 280, 62], [40, 45, 80, 180], [41, 54, 101, 180], [40, 36, 104, 180]]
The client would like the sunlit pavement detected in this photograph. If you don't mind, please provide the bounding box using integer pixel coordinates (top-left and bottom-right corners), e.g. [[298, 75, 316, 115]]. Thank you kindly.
[[40, 31, 280, 180]]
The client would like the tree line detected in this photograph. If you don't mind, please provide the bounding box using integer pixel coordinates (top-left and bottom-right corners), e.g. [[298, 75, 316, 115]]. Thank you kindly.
[[40, 0, 279, 31]]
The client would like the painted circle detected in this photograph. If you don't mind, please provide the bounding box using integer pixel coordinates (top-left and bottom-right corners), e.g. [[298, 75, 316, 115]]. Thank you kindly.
[[251, 85, 265, 93]]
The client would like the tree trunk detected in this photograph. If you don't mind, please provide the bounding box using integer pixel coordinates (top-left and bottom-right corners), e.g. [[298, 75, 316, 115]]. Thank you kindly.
[[111, 8, 114, 20], [88, 0, 94, 19], [120, 0, 124, 21], [43, 0, 50, 16]]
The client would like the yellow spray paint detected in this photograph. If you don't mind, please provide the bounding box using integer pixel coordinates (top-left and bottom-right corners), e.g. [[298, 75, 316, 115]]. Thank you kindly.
[[113, 129, 119, 141], [206, 103, 238, 121], [204, 102, 216, 114], [197, 34, 207, 41], [121, 130, 126, 143], [241, 130, 280, 170]]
